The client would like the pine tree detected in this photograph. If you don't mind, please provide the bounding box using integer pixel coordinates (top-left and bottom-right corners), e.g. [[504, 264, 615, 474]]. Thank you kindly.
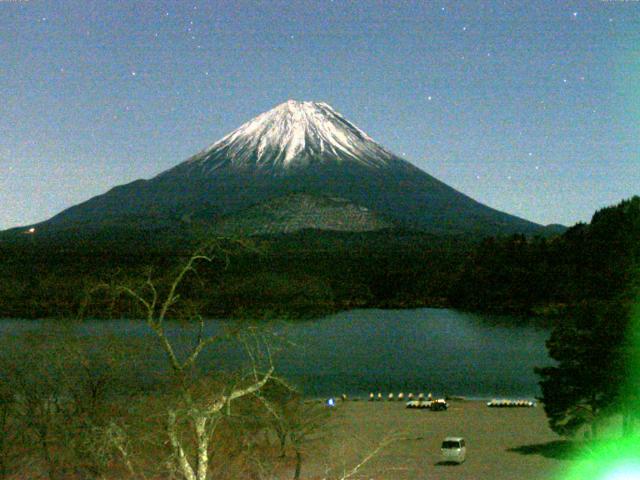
[[536, 301, 629, 437]]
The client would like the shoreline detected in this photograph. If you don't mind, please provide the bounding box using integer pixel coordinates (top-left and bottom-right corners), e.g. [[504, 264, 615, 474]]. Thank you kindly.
[[298, 399, 564, 479], [312, 394, 540, 403]]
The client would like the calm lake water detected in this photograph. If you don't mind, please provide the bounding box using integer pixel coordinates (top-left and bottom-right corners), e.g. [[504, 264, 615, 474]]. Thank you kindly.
[[0, 308, 551, 399]]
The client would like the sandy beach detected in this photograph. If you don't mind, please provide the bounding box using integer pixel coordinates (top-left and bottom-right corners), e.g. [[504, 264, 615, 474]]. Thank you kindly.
[[297, 399, 567, 480]]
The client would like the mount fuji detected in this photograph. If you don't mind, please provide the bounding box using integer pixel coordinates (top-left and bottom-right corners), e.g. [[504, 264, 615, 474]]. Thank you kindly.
[[25, 100, 552, 237]]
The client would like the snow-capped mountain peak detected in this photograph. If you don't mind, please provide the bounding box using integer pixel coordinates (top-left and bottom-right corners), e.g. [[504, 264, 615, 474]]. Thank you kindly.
[[183, 100, 399, 174], [39, 101, 546, 238]]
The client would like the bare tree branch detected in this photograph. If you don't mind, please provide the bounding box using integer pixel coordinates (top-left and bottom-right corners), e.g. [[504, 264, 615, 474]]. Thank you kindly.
[[167, 410, 196, 480], [336, 433, 402, 480], [158, 254, 212, 324], [98, 241, 279, 480]]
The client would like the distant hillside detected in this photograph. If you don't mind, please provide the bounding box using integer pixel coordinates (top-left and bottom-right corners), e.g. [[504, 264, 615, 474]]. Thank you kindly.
[[209, 193, 393, 236], [450, 196, 640, 315], [0, 197, 636, 320]]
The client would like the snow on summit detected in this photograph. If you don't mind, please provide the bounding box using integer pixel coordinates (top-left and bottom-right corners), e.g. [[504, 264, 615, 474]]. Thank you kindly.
[[182, 100, 400, 175]]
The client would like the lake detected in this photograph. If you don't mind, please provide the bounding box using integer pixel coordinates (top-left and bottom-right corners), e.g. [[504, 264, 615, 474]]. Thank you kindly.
[[0, 308, 551, 399]]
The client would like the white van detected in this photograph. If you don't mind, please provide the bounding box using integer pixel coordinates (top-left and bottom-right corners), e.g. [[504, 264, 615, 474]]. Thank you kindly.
[[441, 437, 466, 464]]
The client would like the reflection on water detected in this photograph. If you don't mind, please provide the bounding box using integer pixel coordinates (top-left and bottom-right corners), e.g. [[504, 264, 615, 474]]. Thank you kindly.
[[0, 309, 550, 399]]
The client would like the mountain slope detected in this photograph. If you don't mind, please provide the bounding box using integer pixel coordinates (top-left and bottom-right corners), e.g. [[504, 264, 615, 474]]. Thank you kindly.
[[210, 193, 393, 236], [25, 100, 548, 237]]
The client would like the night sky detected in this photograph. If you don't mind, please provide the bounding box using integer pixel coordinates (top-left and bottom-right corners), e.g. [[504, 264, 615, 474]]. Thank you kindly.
[[2, 0, 638, 230]]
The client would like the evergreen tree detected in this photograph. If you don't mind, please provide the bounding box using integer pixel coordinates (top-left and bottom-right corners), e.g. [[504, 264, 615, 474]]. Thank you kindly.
[[536, 301, 629, 437], [535, 197, 640, 438]]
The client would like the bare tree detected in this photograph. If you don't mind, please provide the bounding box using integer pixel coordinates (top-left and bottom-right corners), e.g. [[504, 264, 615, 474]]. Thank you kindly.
[[109, 242, 281, 480], [327, 433, 404, 480], [287, 400, 331, 480], [0, 367, 17, 479], [0, 329, 144, 480], [257, 386, 330, 480]]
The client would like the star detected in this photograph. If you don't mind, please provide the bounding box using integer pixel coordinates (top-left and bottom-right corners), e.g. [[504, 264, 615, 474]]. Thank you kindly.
[[572, 12, 578, 18], [131, 71, 137, 76], [427, 96, 432, 101], [462, 26, 467, 31]]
